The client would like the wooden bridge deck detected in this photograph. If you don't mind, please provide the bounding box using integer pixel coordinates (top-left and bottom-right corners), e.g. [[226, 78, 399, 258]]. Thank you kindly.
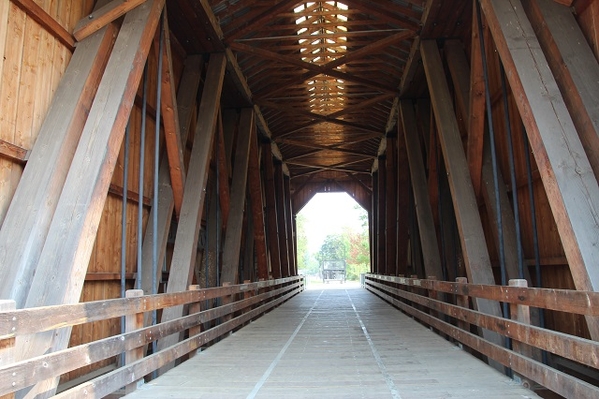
[[123, 283, 539, 399]]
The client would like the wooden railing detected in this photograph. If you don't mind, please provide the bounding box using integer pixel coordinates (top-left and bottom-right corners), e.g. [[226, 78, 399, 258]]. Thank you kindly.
[[0, 276, 304, 398], [365, 274, 599, 398]]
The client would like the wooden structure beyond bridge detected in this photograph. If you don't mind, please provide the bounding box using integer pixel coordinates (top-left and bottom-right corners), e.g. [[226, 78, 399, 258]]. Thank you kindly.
[[1, 0, 599, 398]]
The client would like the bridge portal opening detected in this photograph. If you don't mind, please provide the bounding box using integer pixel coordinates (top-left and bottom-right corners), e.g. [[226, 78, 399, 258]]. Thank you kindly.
[[296, 192, 370, 287]]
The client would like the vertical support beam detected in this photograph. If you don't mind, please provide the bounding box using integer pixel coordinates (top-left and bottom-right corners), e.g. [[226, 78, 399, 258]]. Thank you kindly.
[[263, 144, 282, 279], [480, 0, 599, 339], [158, 53, 227, 360], [217, 112, 232, 227], [139, 55, 203, 312], [371, 171, 378, 273], [0, 12, 117, 308], [397, 122, 411, 276], [376, 156, 387, 275], [242, 214, 255, 282], [18, 5, 165, 398], [284, 176, 297, 276], [400, 101, 443, 280], [158, 13, 186, 216], [274, 161, 290, 277], [444, 40, 526, 282], [248, 133, 269, 280], [125, 289, 144, 395], [385, 135, 398, 276], [467, 2, 486, 198], [203, 188, 220, 288], [420, 39, 504, 350], [523, 0, 599, 181], [221, 109, 255, 285]]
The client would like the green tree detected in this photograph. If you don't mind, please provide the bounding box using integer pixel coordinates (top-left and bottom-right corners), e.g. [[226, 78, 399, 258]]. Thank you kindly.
[[295, 214, 319, 275], [316, 234, 348, 262]]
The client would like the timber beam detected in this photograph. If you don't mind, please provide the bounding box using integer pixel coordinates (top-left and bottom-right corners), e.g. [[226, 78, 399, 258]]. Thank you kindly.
[[420, 39, 505, 356], [0, 3, 117, 309], [376, 155, 386, 275], [522, 0, 599, 182], [17, 2, 166, 397], [480, 0, 599, 339], [263, 143, 282, 279], [157, 53, 227, 368], [400, 101, 443, 280], [385, 135, 398, 276], [138, 55, 203, 309], [247, 127, 269, 281], [221, 109, 255, 285], [274, 161, 291, 278]]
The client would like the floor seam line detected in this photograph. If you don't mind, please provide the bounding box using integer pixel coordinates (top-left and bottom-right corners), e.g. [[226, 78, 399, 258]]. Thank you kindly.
[[346, 289, 403, 399], [246, 290, 324, 399]]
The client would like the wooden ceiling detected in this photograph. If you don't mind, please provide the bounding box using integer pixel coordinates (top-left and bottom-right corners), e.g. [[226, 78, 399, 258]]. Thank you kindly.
[[168, 0, 472, 191]]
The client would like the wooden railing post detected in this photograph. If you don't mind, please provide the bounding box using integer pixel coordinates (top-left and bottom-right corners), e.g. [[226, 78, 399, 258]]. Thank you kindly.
[[428, 276, 440, 320], [242, 280, 253, 325], [0, 300, 16, 399], [188, 285, 202, 358], [222, 282, 232, 323], [455, 277, 470, 333], [125, 289, 144, 394], [509, 279, 534, 388]]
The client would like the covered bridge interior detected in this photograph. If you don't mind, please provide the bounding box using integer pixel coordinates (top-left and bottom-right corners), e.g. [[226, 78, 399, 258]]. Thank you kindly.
[[1, 0, 599, 397]]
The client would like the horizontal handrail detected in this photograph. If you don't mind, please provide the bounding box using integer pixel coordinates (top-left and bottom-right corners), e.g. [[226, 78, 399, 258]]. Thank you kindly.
[[0, 276, 301, 339], [0, 276, 305, 397], [365, 274, 599, 399], [368, 273, 599, 316]]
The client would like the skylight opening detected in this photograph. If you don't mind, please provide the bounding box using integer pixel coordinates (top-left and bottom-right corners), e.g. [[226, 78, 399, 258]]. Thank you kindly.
[[295, 1, 348, 117]]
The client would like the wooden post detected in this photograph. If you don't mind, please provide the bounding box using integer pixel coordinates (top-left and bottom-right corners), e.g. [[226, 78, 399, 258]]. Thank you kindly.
[[480, 0, 599, 340], [216, 113, 232, 227], [139, 55, 203, 325], [466, 4, 486, 198], [455, 277, 470, 333], [385, 135, 398, 276], [17, 3, 165, 398], [158, 53, 227, 363], [158, 13, 186, 216], [274, 161, 290, 278], [523, 0, 599, 181], [0, 300, 15, 399], [248, 127, 269, 281], [376, 155, 387, 275], [242, 280, 253, 325], [396, 123, 410, 276], [222, 282, 232, 323], [188, 285, 202, 359], [428, 276, 440, 320], [421, 40, 504, 367], [400, 100, 443, 280], [444, 40, 528, 283], [221, 109, 255, 285], [0, 3, 117, 308], [263, 144, 282, 279], [125, 289, 144, 394], [509, 279, 533, 387], [284, 176, 297, 276], [371, 171, 378, 274]]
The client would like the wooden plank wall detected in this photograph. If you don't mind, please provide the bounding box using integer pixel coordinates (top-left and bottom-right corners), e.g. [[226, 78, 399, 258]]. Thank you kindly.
[[67, 22, 188, 383], [0, 0, 191, 384], [0, 0, 95, 224], [423, 2, 599, 340]]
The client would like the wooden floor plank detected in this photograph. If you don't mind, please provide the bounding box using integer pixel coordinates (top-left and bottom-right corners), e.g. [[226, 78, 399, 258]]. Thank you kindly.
[[123, 286, 540, 399]]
